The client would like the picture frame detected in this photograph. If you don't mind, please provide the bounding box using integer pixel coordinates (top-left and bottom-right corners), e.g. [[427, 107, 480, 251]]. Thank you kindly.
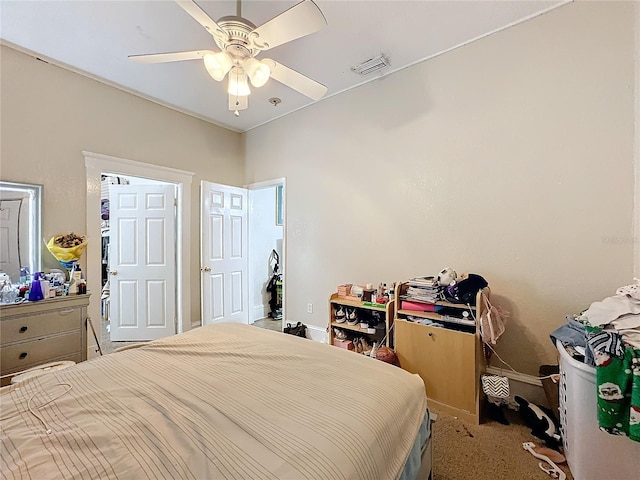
[[276, 184, 283, 226]]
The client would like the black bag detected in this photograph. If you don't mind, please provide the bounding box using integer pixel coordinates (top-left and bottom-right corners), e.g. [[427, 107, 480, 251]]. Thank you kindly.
[[443, 274, 488, 305], [284, 322, 307, 338]]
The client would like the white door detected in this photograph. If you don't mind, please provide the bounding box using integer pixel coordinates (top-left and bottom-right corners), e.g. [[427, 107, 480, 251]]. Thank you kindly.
[[109, 184, 176, 341], [0, 199, 22, 280], [201, 181, 248, 324]]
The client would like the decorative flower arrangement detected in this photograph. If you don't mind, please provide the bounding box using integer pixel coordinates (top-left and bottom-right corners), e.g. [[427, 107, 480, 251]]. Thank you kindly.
[[45, 233, 88, 270]]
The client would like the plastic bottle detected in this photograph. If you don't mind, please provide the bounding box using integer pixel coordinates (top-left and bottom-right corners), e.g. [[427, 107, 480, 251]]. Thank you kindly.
[[28, 272, 44, 301], [20, 266, 30, 285], [70, 265, 82, 294]]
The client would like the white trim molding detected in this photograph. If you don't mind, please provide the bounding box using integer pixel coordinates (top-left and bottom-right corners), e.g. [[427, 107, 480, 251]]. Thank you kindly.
[[486, 365, 543, 387], [84, 151, 194, 358], [305, 324, 328, 343]]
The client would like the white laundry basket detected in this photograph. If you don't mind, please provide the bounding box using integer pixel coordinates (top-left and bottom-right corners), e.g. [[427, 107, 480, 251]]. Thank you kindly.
[[557, 342, 640, 480]]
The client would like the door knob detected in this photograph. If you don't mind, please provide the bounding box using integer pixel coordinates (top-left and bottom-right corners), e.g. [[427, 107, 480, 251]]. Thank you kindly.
[[110, 270, 118, 276], [201, 266, 211, 272]]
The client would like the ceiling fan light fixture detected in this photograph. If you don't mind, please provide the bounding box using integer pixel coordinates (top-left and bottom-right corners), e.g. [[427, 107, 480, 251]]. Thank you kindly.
[[228, 67, 251, 96], [243, 57, 271, 88], [203, 51, 233, 81]]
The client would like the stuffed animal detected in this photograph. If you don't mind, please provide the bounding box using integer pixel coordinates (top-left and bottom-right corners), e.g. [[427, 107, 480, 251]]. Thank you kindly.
[[515, 395, 562, 449]]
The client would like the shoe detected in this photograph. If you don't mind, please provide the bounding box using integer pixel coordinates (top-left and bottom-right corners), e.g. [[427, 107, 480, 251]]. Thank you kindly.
[[361, 337, 372, 355], [333, 328, 347, 341], [346, 307, 359, 326], [334, 305, 346, 324], [354, 338, 363, 354]]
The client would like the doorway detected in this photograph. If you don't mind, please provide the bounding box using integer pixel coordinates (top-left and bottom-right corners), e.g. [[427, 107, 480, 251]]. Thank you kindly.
[[102, 176, 177, 348], [85, 151, 194, 359], [248, 179, 285, 333], [199, 178, 285, 331]]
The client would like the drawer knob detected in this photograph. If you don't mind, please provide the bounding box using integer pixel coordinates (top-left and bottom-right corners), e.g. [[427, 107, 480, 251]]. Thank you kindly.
[[19, 326, 28, 333], [19, 352, 28, 360]]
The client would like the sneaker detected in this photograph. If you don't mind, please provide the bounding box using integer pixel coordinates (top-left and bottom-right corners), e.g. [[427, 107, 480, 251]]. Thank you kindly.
[[333, 328, 347, 341], [346, 307, 359, 326], [361, 337, 372, 355], [334, 305, 346, 324]]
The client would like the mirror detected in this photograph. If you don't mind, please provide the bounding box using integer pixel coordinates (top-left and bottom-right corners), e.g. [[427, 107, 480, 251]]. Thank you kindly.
[[0, 181, 42, 282]]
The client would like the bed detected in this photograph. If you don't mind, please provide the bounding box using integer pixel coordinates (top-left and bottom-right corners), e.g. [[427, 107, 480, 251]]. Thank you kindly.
[[1, 323, 431, 479]]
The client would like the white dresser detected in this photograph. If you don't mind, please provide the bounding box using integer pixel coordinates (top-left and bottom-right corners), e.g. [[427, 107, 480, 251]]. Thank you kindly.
[[0, 294, 89, 386]]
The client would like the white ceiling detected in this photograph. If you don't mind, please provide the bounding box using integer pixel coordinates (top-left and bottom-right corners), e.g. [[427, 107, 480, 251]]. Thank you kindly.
[[1, 0, 569, 133]]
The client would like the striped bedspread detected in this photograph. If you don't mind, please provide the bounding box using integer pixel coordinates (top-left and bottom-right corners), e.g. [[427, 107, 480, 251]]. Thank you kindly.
[[1, 323, 427, 480]]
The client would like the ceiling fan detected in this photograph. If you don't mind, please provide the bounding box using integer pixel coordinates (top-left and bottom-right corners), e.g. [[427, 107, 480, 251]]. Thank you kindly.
[[129, 0, 328, 116]]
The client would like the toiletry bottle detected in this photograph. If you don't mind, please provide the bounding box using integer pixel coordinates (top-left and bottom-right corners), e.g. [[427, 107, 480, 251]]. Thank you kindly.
[[20, 266, 30, 285], [69, 264, 82, 294], [28, 272, 44, 301]]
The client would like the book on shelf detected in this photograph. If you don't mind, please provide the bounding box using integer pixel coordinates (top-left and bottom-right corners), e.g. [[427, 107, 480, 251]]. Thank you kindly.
[[407, 276, 438, 287]]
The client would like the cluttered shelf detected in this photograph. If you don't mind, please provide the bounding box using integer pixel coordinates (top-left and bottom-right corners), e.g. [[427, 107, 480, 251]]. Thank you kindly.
[[394, 270, 493, 424], [396, 309, 476, 328], [329, 296, 388, 311], [399, 296, 477, 311], [329, 321, 387, 335], [328, 287, 395, 350]]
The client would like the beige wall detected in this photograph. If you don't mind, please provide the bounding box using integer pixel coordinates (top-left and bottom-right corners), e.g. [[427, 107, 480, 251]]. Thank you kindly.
[[244, 1, 637, 374], [0, 45, 244, 326]]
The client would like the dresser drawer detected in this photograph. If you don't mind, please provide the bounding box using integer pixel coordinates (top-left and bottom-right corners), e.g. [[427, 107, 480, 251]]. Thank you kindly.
[[1, 332, 82, 373], [0, 308, 82, 345]]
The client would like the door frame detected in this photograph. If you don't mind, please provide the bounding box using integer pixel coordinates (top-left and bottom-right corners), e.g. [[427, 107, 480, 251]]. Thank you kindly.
[[84, 151, 194, 357], [246, 177, 286, 329]]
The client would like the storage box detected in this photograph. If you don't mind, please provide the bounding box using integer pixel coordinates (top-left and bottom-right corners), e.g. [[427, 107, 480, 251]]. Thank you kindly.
[[337, 284, 352, 297], [557, 342, 640, 480], [332, 339, 354, 350]]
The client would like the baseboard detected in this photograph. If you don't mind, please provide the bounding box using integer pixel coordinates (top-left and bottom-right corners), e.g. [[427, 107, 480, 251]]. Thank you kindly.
[[305, 324, 328, 343], [485, 366, 549, 408], [485, 366, 542, 387]]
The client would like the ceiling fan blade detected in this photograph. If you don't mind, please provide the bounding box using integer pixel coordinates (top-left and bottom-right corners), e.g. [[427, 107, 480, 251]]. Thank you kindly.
[[264, 59, 327, 101], [175, 0, 228, 42], [249, 0, 326, 51], [229, 94, 248, 111], [129, 50, 215, 64]]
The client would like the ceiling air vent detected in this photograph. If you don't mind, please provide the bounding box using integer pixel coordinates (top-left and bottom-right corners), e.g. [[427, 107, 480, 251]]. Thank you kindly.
[[351, 55, 390, 75]]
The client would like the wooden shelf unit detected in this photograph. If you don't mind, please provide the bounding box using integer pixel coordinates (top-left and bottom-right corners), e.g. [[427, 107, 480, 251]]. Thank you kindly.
[[328, 293, 395, 349], [394, 283, 488, 424]]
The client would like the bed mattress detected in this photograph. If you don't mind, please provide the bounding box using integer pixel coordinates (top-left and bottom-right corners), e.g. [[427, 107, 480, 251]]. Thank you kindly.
[[1, 323, 427, 480]]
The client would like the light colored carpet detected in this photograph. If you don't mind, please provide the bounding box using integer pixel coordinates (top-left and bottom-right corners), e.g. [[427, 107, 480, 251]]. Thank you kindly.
[[432, 409, 573, 480]]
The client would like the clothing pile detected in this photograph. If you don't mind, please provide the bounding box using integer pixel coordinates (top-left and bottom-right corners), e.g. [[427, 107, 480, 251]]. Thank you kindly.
[[551, 279, 640, 442]]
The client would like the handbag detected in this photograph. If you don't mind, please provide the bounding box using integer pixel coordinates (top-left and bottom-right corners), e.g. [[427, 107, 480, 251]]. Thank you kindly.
[[479, 291, 507, 345], [481, 374, 510, 398], [284, 322, 307, 338]]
